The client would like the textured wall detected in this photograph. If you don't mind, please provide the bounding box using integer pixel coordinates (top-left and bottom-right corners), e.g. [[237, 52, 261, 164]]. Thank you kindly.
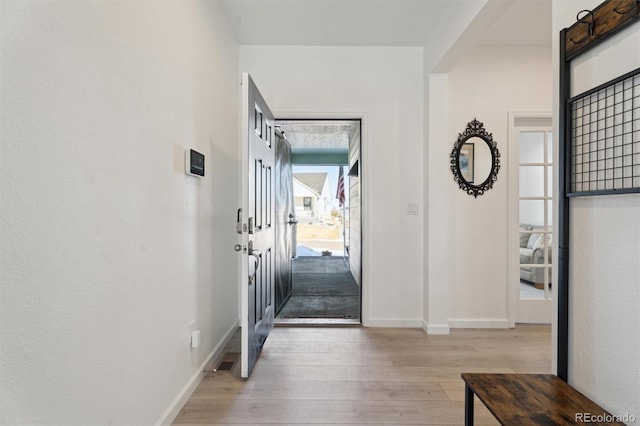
[[569, 196, 640, 419], [553, 0, 640, 418], [0, 1, 240, 423]]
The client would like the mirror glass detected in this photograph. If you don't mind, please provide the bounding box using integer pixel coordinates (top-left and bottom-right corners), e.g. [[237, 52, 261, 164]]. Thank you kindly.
[[459, 137, 492, 184]]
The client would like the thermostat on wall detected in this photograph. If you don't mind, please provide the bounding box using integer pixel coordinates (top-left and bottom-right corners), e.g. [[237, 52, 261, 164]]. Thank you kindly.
[[185, 149, 205, 177]]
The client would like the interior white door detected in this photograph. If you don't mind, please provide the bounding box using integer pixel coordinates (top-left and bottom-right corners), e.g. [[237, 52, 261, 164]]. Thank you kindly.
[[508, 115, 553, 325], [239, 73, 276, 378]]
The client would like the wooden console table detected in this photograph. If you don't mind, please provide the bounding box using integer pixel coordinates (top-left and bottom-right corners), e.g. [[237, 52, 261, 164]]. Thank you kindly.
[[461, 373, 627, 425]]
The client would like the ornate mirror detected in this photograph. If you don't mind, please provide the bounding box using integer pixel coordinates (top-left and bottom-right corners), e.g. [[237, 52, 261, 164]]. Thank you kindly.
[[450, 119, 500, 198]]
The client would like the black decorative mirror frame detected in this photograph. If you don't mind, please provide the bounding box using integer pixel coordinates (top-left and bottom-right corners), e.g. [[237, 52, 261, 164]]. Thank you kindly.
[[450, 119, 501, 198]]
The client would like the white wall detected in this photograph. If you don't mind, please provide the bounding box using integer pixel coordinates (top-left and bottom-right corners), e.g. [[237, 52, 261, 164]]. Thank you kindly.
[[0, 1, 240, 424], [553, 0, 640, 418], [425, 73, 454, 333], [428, 46, 552, 328], [240, 46, 424, 326]]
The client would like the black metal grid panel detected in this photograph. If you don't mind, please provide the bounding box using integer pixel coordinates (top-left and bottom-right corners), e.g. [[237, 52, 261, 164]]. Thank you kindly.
[[569, 68, 640, 196]]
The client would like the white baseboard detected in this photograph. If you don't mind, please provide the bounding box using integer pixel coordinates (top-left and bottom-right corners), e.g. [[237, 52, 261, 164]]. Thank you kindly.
[[364, 318, 423, 328], [422, 321, 450, 335], [448, 318, 510, 329], [156, 320, 239, 426]]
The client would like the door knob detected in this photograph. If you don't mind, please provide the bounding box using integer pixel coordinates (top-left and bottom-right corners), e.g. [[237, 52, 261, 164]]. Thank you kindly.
[[234, 244, 243, 252]]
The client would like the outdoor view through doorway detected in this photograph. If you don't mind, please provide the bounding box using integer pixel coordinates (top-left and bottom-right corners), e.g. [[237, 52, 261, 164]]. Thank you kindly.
[[294, 165, 348, 258], [275, 120, 361, 324]]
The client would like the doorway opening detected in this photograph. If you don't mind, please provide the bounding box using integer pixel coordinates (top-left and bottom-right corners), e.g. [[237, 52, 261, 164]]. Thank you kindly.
[[274, 119, 362, 325]]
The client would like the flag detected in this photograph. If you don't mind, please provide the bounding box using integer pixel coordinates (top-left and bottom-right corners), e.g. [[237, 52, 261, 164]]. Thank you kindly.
[[336, 166, 345, 207]]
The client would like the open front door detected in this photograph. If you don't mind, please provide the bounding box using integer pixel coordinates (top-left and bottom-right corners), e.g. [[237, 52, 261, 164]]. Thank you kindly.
[[274, 129, 294, 315], [239, 73, 275, 378]]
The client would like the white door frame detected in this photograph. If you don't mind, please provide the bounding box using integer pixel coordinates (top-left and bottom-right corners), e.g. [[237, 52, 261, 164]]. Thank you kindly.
[[273, 111, 369, 325], [508, 112, 553, 327]]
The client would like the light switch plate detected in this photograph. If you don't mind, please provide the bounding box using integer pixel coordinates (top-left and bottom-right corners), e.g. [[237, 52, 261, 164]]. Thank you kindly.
[[191, 330, 201, 348]]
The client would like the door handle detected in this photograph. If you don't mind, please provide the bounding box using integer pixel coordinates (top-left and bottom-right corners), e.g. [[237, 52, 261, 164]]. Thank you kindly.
[[236, 208, 243, 234], [287, 213, 298, 225], [248, 249, 261, 285]]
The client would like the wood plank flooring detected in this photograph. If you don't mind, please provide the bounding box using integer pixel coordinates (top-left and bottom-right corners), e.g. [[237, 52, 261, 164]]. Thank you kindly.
[[173, 325, 551, 425]]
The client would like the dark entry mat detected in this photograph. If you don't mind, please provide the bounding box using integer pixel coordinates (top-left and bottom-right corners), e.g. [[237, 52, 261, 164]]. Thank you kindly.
[[279, 256, 360, 319], [292, 256, 349, 274], [278, 295, 359, 319], [292, 273, 359, 296]]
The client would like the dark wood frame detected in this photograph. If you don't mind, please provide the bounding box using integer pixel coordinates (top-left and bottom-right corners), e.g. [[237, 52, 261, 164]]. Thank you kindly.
[[558, 0, 640, 381]]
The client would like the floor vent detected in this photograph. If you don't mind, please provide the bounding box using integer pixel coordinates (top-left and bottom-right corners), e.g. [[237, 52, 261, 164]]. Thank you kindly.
[[216, 361, 235, 371], [204, 352, 239, 375]]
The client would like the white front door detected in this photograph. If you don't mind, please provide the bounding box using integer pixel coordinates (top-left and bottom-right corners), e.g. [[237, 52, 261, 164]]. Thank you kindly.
[[239, 73, 275, 378]]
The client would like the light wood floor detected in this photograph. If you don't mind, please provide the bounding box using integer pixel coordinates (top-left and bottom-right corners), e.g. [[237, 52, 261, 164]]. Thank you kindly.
[[173, 325, 552, 425]]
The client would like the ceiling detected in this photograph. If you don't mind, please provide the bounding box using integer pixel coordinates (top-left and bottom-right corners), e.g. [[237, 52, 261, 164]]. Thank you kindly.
[[219, 0, 551, 48], [477, 0, 552, 46], [278, 120, 357, 151], [224, 0, 551, 153]]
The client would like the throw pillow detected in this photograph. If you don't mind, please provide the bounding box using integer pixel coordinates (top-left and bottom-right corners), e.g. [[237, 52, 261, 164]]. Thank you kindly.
[[527, 233, 543, 249]]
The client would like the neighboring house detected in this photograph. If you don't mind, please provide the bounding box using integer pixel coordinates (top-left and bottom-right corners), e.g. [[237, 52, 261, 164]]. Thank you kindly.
[[293, 172, 332, 224]]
